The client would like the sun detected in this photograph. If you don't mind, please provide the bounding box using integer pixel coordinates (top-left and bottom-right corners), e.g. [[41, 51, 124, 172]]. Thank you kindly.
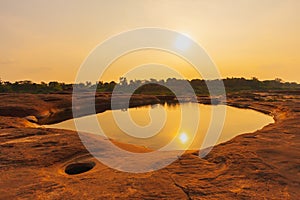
[[175, 33, 192, 51], [179, 132, 188, 144]]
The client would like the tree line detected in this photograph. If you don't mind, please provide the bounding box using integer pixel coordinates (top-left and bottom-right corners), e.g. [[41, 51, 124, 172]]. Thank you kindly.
[[0, 77, 299, 94]]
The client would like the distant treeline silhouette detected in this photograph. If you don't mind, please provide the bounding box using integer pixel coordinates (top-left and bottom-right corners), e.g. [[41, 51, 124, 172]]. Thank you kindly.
[[0, 77, 299, 94]]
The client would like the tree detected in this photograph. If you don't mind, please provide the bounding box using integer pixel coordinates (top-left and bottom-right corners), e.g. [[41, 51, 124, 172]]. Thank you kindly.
[[119, 77, 128, 86], [85, 81, 92, 87], [49, 81, 62, 91], [275, 78, 283, 83]]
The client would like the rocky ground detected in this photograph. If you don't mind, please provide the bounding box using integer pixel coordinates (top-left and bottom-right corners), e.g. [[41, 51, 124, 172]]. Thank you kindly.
[[0, 91, 299, 199]]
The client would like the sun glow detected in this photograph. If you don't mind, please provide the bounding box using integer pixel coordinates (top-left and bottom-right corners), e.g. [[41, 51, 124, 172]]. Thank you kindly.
[[175, 34, 192, 51], [179, 132, 188, 144]]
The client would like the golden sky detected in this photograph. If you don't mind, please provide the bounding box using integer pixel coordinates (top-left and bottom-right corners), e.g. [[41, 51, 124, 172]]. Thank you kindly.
[[0, 0, 299, 83]]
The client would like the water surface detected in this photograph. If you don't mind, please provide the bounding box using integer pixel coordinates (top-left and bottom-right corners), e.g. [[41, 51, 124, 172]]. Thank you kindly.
[[46, 103, 274, 150]]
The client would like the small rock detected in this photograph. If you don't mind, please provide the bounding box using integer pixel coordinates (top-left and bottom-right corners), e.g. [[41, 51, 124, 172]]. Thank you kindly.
[[25, 116, 38, 123]]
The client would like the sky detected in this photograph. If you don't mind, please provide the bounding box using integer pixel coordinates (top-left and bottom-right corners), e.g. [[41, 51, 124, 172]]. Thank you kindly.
[[0, 0, 299, 83]]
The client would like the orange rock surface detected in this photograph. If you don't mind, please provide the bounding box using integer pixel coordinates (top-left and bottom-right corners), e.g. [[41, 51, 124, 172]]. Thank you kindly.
[[0, 92, 299, 199]]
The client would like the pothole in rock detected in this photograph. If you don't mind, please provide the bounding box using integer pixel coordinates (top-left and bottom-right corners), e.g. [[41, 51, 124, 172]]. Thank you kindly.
[[65, 162, 96, 175]]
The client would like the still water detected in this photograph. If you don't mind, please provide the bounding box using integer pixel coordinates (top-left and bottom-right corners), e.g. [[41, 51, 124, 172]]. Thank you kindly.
[[46, 103, 274, 150]]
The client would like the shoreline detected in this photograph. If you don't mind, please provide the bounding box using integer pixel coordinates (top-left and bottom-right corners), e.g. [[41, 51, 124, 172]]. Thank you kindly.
[[0, 92, 277, 126]]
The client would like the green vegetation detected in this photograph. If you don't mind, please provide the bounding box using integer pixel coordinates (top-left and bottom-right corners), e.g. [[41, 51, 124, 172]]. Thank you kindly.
[[0, 77, 299, 94]]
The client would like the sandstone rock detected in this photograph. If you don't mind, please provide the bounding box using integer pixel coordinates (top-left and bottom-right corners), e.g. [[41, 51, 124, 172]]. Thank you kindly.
[[0, 92, 299, 199], [25, 115, 38, 123]]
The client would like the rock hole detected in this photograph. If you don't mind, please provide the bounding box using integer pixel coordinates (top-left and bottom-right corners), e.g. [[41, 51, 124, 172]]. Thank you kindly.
[[65, 162, 95, 175]]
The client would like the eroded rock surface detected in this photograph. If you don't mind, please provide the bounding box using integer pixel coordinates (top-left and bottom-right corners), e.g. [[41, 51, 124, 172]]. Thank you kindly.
[[0, 92, 299, 199]]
